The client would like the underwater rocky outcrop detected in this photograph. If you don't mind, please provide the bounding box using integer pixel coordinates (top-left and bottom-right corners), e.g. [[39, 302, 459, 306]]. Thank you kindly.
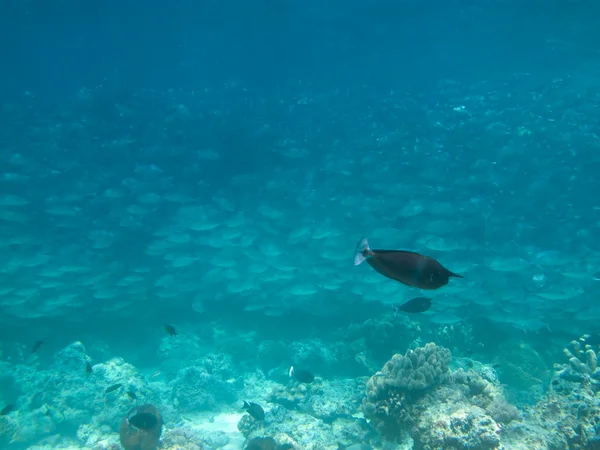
[[509, 335, 600, 449], [240, 376, 373, 450], [0, 341, 161, 448], [362, 342, 520, 448], [119, 404, 163, 450]]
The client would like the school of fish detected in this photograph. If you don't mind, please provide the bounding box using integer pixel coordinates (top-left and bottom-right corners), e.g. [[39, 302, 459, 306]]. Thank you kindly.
[[0, 75, 599, 341]]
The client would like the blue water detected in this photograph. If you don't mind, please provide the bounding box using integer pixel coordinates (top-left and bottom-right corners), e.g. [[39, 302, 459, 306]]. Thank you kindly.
[[2, 1, 600, 449]]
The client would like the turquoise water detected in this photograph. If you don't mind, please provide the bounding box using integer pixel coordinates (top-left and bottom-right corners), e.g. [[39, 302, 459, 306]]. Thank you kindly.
[[1, 1, 600, 449]]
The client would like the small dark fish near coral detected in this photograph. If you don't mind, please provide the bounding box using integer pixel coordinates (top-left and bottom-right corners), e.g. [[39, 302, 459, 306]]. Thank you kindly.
[[85, 362, 93, 375], [354, 237, 463, 290], [394, 297, 432, 314], [244, 437, 292, 450], [105, 383, 123, 394], [126, 391, 138, 401], [164, 324, 178, 336], [128, 411, 158, 430], [338, 444, 373, 450], [0, 404, 15, 415], [32, 337, 48, 353], [289, 366, 314, 384], [120, 404, 163, 450], [243, 400, 265, 421]]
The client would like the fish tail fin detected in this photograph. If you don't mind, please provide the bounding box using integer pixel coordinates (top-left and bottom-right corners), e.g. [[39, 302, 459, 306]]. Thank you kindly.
[[450, 272, 464, 279], [354, 237, 373, 266], [242, 400, 249, 409]]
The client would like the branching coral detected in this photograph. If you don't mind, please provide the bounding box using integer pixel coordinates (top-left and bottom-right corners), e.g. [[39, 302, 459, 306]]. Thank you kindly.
[[553, 336, 600, 388]]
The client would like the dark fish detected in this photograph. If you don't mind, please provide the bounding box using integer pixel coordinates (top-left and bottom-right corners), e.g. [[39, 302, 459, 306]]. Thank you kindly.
[[128, 411, 157, 430], [32, 337, 48, 353], [0, 404, 15, 415], [164, 324, 178, 336], [289, 366, 315, 384], [105, 383, 123, 394], [394, 297, 432, 314], [245, 437, 277, 450], [339, 445, 374, 450], [242, 400, 265, 421], [354, 237, 463, 290], [85, 362, 93, 375], [126, 391, 137, 401]]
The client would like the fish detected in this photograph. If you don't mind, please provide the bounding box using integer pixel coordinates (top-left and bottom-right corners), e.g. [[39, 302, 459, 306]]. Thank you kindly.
[[289, 366, 315, 384], [338, 445, 374, 450], [85, 362, 93, 375], [126, 391, 138, 401], [354, 237, 463, 290], [394, 297, 432, 314], [150, 370, 161, 378], [242, 400, 265, 421], [128, 411, 157, 430], [245, 437, 277, 450], [0, 404, 15, 415], [164, 324, 178, 336], [32, 337, 48, 353], [105, 383, 123, 394]]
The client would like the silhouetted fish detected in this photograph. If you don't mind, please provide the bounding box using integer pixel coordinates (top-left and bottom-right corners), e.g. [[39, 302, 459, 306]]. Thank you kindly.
[[338, 445, 374, 450], [289, 366, 315, 384], [128, 411, 157, 430], [394, 297, 432, 314], [164, 324, 178, 336], [0, 404, 15, 415], [32, 337, 48, 353], [105, 383, 123, 394], [354, 237, 463, 290], [126, 391, 138, 401], [245, 437, 277, 450], [243, 400, 265, 421], [85, 362, 93, 375]]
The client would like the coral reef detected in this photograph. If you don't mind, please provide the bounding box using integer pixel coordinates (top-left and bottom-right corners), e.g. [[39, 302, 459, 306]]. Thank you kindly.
[[362, 343, 519, 447], [413, 401, 501, 450], [5, 335, 600, 450], [240, 405, 372, 450], [0, 342, 161, 448], [241, 377, 373, 450], [510, 335, 600, 449], [267, 377, 324, 410], [365, 342, 451, 398], [492, 340, 549, 404], [554, 337, 600, 385], [171, 366, 240, 413], [119, 404, 163, 450]]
